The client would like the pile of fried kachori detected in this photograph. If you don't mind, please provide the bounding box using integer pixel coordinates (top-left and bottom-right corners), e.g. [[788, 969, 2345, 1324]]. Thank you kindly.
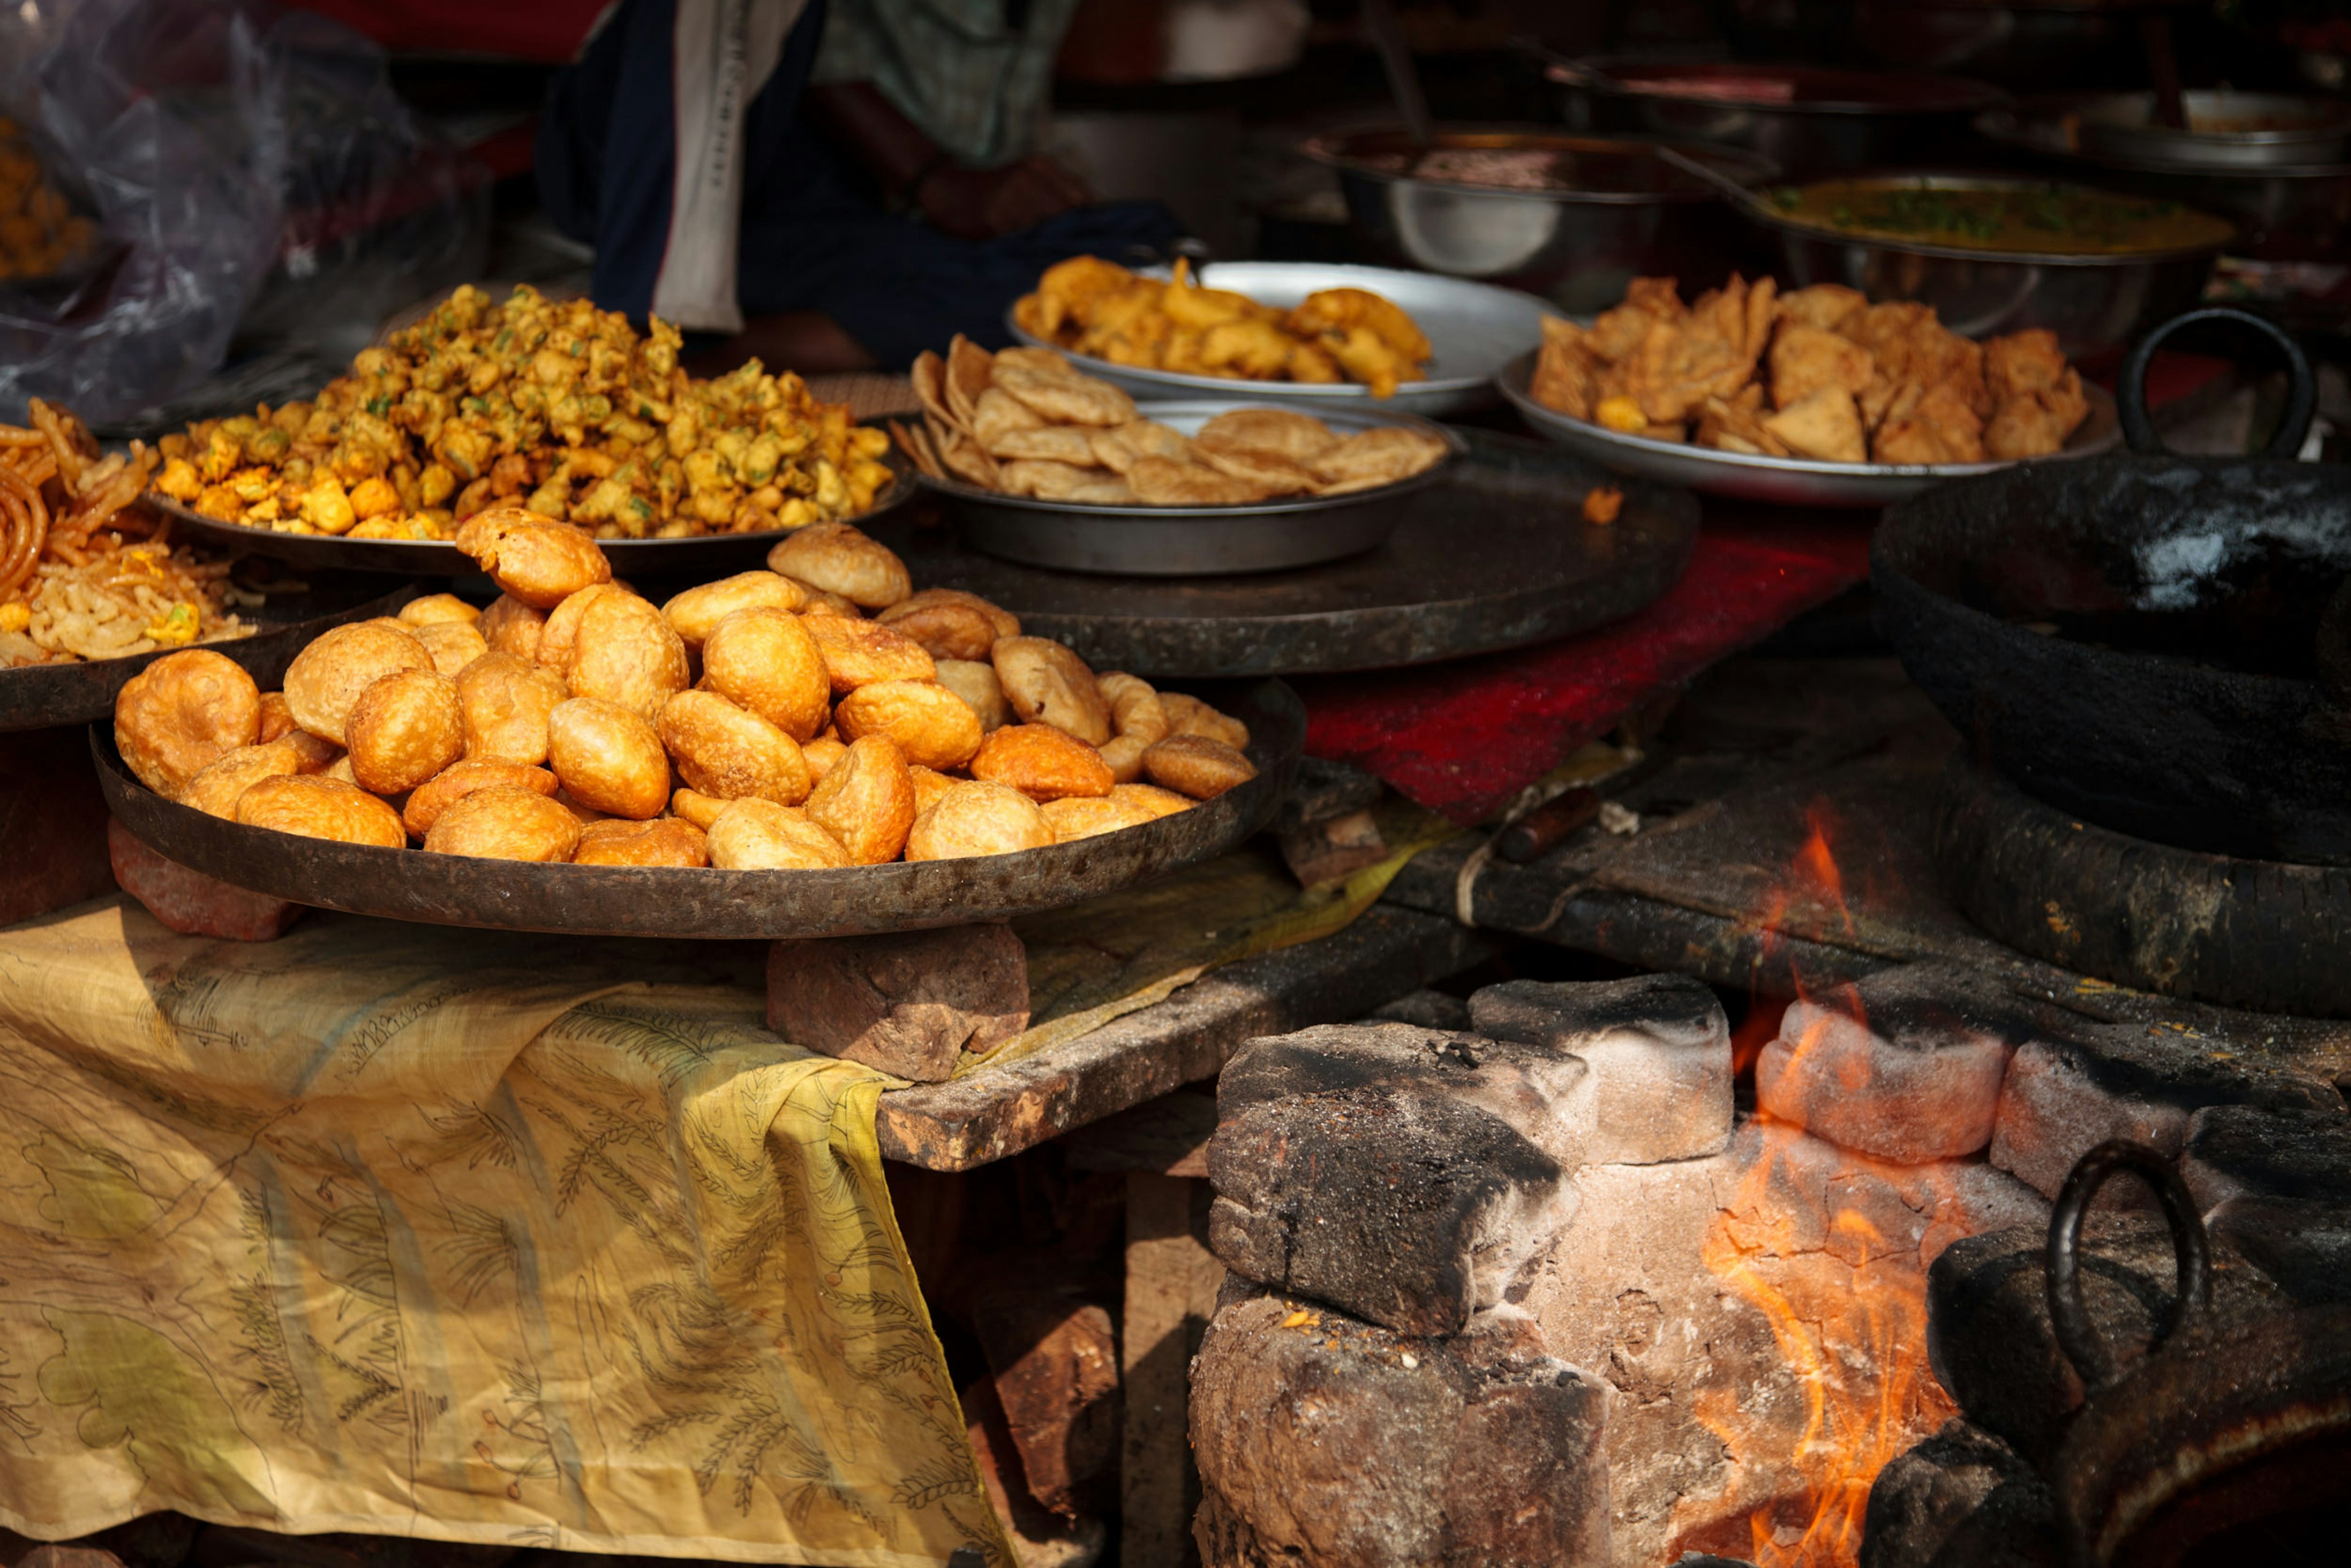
[[113, 508, 1258, 871], [892, 336, 1450, 507]]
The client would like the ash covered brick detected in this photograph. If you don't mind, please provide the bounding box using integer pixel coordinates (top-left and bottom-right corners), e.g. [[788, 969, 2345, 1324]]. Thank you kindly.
[[2207, 1196, 2351, 1306], [1207, 1082, 1577, 1337], [2181, 1102, 2351, 1210], [1468, 973, 1732, 1165], [1758, 964, 2039, 1164], [1987, 1021, 2341, 1204], [1190, 1293, 1611, 1568], [108, 817, 302, 942]]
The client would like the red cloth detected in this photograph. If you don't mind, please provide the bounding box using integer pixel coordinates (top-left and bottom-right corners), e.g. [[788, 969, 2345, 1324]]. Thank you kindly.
[[1297, 523, 1871, 824]]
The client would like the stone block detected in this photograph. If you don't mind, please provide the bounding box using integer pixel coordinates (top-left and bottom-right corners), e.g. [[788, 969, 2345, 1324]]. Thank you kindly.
[[1469, 973, 1732, 1164], [970, 1281, 1120, 1518], [1860, 1420, 2060, 1568], [1987, 1021, 2339, 1204], [2207, 1196, 2351, 1307], [767, 922, 1027, 1081], [1365, 989, 1472, 1032], [2181, 1103, 2351, 1210], [963, 1378, 1108, 1568], [107, 818, 302, 941], [1758, 965, 2039, 1163], [1190, 1293, 1610, 1567], [1208, 1081, 1576, 1337]]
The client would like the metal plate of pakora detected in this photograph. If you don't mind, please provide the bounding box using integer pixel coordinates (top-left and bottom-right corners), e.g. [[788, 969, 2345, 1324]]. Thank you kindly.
[[1496, 350, 2121, 508], [1, 575, 413, 733], [92, 678, 1302, 939], [921, 401, 1467, 575], [1006, 261, 1559, 419], [138, 444, 918, 576]]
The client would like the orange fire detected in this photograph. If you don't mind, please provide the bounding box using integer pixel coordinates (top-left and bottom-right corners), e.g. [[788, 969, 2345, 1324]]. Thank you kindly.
[[1688, 807, 1957, 1568]]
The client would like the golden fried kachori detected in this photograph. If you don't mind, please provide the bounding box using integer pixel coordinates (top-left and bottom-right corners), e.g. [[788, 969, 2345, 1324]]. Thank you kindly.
[[572, 816, 708, 868], [456, 651, 569, 767], [992, 636, 1112, 745], [876, 587, 1018, 661], [804, 613, 937, 694], [660, 571, 806, 647], [705, 799, 853, 870], [1142, 733, 1256, 799], [402, 760, 558, 839], [969, 723, 1114, 801], [934, 657, 1013, 732], [454, 506, 612, 607], [345, 668, 466, 794], [282, 620, 432, 747], [235, 774, 406, 848], [397, 593, 481, 628], [904, 781, 1054, 861], [834, 679, 984, 771], [766, 520, 913, 609], [546, 697, 670, 819], [658, 689, 812, 805], [700, 605, 831, 740], [179, 740, 304, 820], [802, 734, 917, 865], [114, 648, 262, 798], [563, 590, 689, 720], [423, 786, 583, 862]]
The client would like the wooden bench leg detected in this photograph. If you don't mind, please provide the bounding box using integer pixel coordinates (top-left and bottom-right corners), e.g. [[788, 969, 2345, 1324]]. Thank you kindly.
[[1120, 1171, 1224, 1568]]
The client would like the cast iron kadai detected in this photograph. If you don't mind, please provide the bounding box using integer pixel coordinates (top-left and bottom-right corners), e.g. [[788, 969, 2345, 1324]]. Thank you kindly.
[[95, 678, 1303, 940], [2042, 1141, 2351, 1567], [1875, 306, 2351, 865], [1, 575, 413, 733]]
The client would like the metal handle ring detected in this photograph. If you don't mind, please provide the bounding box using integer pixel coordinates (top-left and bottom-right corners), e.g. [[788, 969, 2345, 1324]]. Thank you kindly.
[[2044, 1138, 2213, 1394], [2117, 306, 2318, 460]]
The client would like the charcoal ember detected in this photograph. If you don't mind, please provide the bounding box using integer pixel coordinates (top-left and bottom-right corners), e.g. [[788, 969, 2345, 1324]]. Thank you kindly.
[[1758, 965, 2039, 1163], [1365, 989, 1472, 1031], [1468, 973, 1732, 1164], [766, 922, 1027, 1081], [1861, 1420, 2061, 1568], [2207, 1196, 2351, 1306], [970, 1282, 1120, 1517], [1189, 1293, 1610, 1567], [1207, 1082, 1576, 1337], [107, 817, 302, 942], [1987, 1022, 2340, 1204], [2181, 1102, 2351, 1209], [1925, 1218, 2287, 1466]]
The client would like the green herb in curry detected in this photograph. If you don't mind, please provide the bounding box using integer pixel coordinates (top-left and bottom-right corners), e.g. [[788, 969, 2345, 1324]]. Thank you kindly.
[[1766, 180, 2232, 256]]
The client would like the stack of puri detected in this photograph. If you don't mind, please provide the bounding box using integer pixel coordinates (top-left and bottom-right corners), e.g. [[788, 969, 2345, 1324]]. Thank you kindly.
[[112, 508, 1259, 873], [892, 336, 1450, 507]]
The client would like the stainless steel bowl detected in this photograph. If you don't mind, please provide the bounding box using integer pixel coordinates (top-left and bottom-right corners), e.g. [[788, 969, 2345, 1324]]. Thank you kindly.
[[923, 400, 1466, 576], [1551, 57, 2003, 178], [1305, 126, 1777, 315], [2074, 90, 2351, 170], [1755, 175, 2230, 361]]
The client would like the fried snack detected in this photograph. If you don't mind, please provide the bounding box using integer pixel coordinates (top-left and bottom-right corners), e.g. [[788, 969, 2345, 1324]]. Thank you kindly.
[[1195, 408, 1343, 465], [790, 583, 864, 617], [1039, 792, 1160, 842], [257, 691, 297, 743], [553, 789, 612, 826], [661, 571, 806, 647], [345, 669, 466, 794], [572, 816, 708, 868], [1093, 671, 1169, 784], [411, 619, 489, 677], [1160, 691, 1249, 751], [1000, 459, 1134, 504], [399, 593, 479, 627], [282, 620, 432, 747], [704, 800, 853, 871], [877, 587, 1018, 661], [564, 590, 689, 720], [180, 740, 304, 820], [972, 387, 1043, 449], [658, 689, 812, 805], [455, 508, 613, 607], [834, 679, 984, 771], [322, 754, 359, 786], [457, 652, 569, 766], [804, 613, 937, 694], [1125, 456, 1269, 507], [907, 764, 959, 817], [236, 774, 406, 848], [700, 606, 832, 739], [765, 522, 912, 609], [992, 638, 1109, 745], [987, 424, 1101, 465], [478, 595, 547, 660], [114, 648, 263, 797], [1194, 443, 1316, 497], [1308, 427, 1450, 489], [934, 658, 1013, 731], [535, 582, 629, 671], [403, 760, 558, 838], [423, 786, 583, 862], [969, 724, 1114, 801], [546, 697, 670, 819], [1142, 733, 1256, 799], [1088, 419, 1192, 475], [1112, 782, 1197, 819], [905, 781, 1054, 861], [800, 735, 847, 783], [996, 363, 1136, 427], [670, 788, 728, 831], [802, 735, 917, 865]]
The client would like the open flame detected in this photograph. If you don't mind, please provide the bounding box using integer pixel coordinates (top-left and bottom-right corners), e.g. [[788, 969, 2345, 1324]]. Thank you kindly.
[[1688, 806, 1957, 1568]]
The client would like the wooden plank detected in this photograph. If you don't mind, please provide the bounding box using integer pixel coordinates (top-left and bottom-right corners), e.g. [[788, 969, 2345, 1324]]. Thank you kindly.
[[875, 906, 1501, 1170]]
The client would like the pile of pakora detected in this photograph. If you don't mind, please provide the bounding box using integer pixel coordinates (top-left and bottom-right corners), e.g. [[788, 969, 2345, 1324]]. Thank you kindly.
[[1013, 257, 1433, 397], [151, 284, 896, 542], [895, 336, 1450, 506], [1, 398, 252, 669], [1531, 276, 2090, 466], [114, 511, 1258, 869], [0, 119, 95, 281]]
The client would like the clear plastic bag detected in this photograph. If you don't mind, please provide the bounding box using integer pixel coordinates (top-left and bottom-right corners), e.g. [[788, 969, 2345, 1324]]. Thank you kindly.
[[0, 0, 487, 427]]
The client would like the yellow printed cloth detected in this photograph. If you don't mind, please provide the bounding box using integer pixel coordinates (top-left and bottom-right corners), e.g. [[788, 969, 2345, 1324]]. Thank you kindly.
[[0, 903, 1006, 1564]]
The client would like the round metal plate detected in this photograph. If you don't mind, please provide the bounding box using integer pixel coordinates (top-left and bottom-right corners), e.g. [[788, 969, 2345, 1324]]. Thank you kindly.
[[1, 576, 414, 733], [1005, 260, 1558, 418], [926, 400, 1467, 575], [138, 440, 918, 577], [93, 678, 1302, 940], [1496, 349, 2122, 508]]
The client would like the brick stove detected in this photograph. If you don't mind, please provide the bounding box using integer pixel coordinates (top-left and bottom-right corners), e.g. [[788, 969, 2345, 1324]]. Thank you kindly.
[[1185, 962, 2351, 1567]]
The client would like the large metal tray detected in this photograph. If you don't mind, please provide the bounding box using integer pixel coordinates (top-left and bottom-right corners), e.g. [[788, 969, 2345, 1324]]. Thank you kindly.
[[1497, 348, 2121, 508], [94, 678, 1302, 940], [139, 441, 918, 576], [1005, 260, 1556, 419], [928, 400, 1467, 575], [2, 575, 413, 733], [874, 427, 1698, 677]]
